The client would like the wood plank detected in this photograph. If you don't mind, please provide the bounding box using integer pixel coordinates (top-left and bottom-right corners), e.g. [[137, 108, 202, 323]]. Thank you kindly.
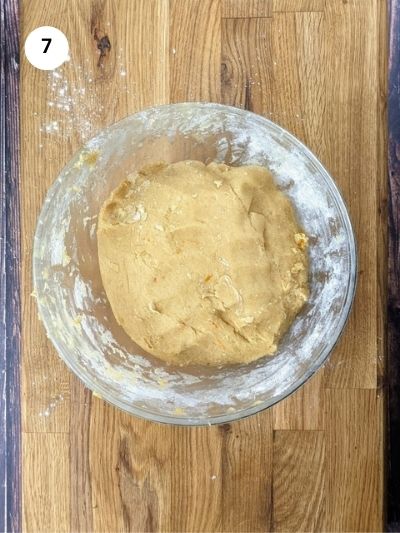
[[69, 398, 93, 533], [89, 400, 170, 533], [323, 0, 382, 389], [166, 426, 223, 532], [0, 1, 21, 531], [272, 431, 325, 532], [273, 371, 324, 430], [272, 0, 325, 12], [325, 389, 383, 531], [220, 416, 273, 533], [20, 0, 72, 435], [22, 433, 70, 532], [170, 0, 221, 102], [388, 0, 400, 528], [269, 11, 327, 154], [222, 0, 272, 18], [221, 17, 273, 114]]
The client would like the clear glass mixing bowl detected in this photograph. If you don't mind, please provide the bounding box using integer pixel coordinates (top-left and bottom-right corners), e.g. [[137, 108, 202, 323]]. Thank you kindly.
[[33, 103, 356, 425]]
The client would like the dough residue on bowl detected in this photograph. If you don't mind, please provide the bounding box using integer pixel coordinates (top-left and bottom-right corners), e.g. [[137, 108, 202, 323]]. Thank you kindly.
[[97, 160, 309, 366]]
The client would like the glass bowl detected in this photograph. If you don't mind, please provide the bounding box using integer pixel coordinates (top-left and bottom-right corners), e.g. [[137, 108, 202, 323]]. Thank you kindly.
[[33, 103, 356, 426]]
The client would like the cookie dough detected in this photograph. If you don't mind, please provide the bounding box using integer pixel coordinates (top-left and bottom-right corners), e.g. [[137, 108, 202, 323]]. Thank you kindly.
[[97, 161, 309, 366]]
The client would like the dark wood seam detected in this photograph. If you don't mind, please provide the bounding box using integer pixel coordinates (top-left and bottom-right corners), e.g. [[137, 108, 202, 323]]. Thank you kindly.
[[221, 16, 273, 20], [388, 0, 400, 530], [0, 1, 21, 532], [271, 10, 324, 14]]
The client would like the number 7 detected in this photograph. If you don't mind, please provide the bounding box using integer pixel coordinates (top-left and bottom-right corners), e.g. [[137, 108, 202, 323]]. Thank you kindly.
[[41, 38, 51, 53]]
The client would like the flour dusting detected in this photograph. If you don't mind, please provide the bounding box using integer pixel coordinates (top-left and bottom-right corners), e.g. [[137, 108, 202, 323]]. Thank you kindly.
[[38, 394, 64, 417], [41, 51, 130, 143]]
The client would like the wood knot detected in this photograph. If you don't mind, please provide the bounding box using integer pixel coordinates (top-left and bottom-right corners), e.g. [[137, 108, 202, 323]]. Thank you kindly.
[[219, 423, 232, 435], [93, 28, 111, 67], [221, 62, 231, 86]]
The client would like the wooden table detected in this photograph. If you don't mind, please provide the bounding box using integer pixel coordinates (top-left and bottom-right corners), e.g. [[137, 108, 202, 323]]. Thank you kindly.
[[1, 0, 394, 531]]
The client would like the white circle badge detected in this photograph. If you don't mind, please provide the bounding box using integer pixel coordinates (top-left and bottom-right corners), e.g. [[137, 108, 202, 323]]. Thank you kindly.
[[25, 26, 69, 70]]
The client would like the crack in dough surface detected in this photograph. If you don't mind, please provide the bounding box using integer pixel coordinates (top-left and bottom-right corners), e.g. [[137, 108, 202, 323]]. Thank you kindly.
[[97, 161, 309, 366]]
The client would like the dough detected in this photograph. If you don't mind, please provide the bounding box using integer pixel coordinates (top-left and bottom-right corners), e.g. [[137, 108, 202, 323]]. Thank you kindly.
[[97, 161, 309, 366]]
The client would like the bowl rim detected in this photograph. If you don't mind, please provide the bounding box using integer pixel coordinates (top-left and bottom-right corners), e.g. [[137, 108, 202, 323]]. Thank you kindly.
[[33, 102, 357, 426]]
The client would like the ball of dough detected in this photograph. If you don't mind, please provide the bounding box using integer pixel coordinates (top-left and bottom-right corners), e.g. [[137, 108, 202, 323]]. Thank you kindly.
[[97, 161, 309, 366]]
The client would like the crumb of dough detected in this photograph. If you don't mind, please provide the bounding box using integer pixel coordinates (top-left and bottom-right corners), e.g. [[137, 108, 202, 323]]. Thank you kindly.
[[75, 150, 99, 168], [294, 232, 309, 251], [97, 161, 310, 367], [157, 378, 167, 389], [73, 315, 83, 328], [62, 249, 71, 267], [173, 407, 186, 416]]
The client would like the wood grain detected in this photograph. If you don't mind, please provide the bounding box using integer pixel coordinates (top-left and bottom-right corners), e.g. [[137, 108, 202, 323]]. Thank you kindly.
[[89, 401, 168, 533], [325, 389, 384, 531], [23, 433, 70, 532], [222, 0, 272, 18], [272, 0, 325, 12], [323, 0, 384, 389], [273, 371, 324, 430], [69, 397, 93, 533], [221, 17, 273, 113], [170, 0, 221, 102], [0, 1, 21, 532], [20, 0, 386, 531], [220, 415, 273, 532], [273, 431, 325, 532], [269, 10, 327, 158], [166, 425, 223, 532]]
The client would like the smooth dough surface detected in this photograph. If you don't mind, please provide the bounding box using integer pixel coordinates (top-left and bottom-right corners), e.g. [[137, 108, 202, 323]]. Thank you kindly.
[[97, 161, 309, 366]]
